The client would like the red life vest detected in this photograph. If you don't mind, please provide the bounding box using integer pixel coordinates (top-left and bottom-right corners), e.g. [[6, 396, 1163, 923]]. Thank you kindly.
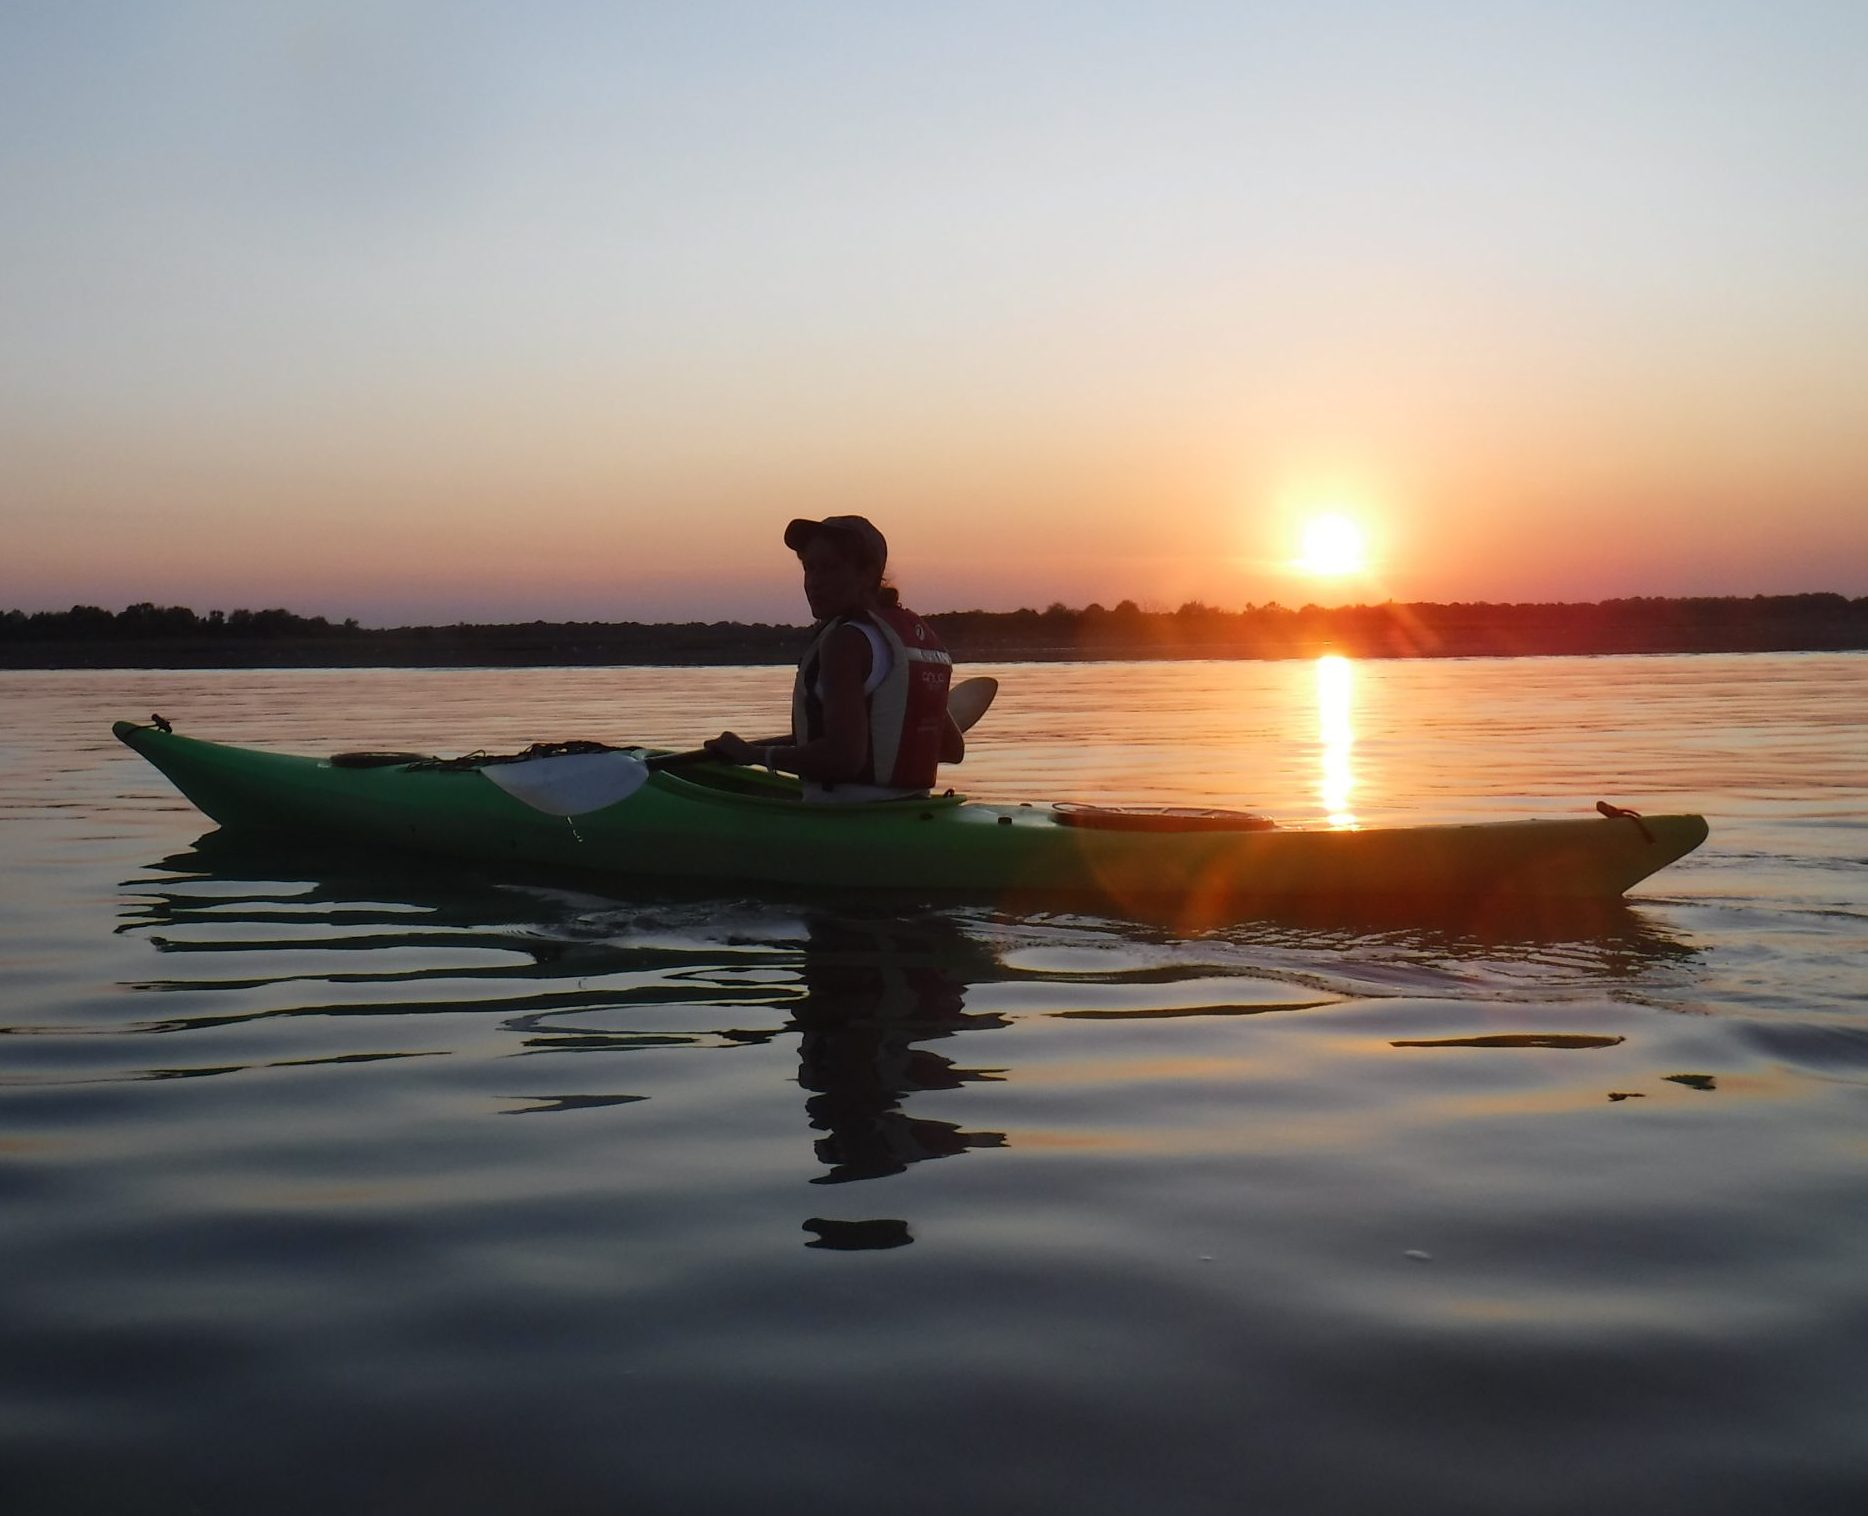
[[792, 605, 953, 790]]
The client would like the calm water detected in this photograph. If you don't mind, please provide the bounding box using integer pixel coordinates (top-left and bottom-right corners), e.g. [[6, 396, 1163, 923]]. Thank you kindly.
[[3, 654, 1866, 1514]]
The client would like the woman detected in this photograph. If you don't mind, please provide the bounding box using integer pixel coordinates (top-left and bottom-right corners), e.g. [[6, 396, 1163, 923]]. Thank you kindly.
[[707, 516, 964, 801]]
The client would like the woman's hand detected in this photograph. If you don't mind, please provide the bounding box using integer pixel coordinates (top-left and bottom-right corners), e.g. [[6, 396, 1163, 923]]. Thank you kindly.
[[705, 731, 758, 765]]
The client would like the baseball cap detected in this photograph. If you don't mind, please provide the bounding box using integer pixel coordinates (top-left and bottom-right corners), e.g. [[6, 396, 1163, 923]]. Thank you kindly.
[[783, 515, 888, 569]]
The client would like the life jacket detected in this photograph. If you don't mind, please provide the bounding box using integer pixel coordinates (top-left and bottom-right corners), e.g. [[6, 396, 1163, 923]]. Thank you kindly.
[[792, 604, 953, 790]]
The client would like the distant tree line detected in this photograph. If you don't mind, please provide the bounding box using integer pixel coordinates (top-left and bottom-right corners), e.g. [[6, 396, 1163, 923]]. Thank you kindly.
[[929, 592, 1868, 660], [3, 593, 1865, 667], [1, 603, 360, 640]]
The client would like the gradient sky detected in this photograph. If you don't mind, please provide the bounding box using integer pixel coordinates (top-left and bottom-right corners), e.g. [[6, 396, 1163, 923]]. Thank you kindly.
[[3, 1, 1865, 624]]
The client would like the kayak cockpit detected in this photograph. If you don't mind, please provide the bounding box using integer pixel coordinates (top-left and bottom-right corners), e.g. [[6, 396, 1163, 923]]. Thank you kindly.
[[643, 756, 968, 814]]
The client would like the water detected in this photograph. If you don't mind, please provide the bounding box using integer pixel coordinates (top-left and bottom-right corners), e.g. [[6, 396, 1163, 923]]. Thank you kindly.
[[3, 654, 1865, 1514]]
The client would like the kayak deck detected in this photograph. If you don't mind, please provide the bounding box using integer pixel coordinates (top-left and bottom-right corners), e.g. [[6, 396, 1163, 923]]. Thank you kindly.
[[113, 720, 1709, 919]]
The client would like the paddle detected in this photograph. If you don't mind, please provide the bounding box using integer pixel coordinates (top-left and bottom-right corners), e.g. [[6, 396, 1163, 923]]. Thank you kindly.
[[483, 676, 999, 817], [947, 674, 998, 732]]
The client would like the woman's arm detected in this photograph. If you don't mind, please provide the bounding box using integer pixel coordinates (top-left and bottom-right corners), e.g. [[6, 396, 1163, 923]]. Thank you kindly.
[[709, 625, 871, 780], [774, 624, 870, 780]]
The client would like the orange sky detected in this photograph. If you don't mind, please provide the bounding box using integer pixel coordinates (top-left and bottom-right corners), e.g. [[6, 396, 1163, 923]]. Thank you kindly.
[[3, 4, 1865, 625]]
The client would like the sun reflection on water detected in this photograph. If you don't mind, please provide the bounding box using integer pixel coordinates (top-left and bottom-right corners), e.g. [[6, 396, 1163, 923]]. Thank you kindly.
[[1317, 655, 1356, 827]]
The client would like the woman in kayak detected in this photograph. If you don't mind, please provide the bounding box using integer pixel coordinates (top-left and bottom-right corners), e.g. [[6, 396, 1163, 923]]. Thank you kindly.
[[706, 515, 963, 802]]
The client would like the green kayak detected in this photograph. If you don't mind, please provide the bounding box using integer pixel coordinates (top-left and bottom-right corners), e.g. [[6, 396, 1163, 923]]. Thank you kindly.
[[114, 719, 1707, 921]]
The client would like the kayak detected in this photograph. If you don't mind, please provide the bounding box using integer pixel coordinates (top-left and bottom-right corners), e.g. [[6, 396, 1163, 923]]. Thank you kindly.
[[113, 719, 1708, 921]]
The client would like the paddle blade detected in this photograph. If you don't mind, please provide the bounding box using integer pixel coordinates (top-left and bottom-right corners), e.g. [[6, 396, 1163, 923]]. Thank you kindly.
[[948, 676, 998, 732], [481, 750, 652, 816]]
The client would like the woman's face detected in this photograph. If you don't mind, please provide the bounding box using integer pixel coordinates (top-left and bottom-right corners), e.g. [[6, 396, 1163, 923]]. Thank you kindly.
[[799, 536, 874, 619]]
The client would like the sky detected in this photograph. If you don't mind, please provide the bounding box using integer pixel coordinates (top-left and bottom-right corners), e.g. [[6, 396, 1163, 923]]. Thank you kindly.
[[3, 1, 1865, 625]]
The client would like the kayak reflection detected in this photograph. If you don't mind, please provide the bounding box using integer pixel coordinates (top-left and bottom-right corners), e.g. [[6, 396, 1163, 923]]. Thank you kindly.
[[116, 835, 1017, 1216], [114, 828, 1700, 1267]]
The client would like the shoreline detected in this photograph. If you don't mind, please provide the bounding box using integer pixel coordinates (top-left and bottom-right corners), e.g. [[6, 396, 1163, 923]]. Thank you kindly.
[[6, 594, 1865, 668], [6, 637, 1866, 670]]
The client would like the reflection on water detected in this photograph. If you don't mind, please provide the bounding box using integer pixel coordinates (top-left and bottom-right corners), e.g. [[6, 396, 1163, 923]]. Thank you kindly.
[[790, 913, 1009, 1193], [100, 830, 1714, 1160], [111, 837, 1031, 1244], [1317, 654, 1357, 827]]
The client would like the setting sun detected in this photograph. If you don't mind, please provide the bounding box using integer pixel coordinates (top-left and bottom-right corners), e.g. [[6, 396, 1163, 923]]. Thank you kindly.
[[1296, 514, 1368, 577]]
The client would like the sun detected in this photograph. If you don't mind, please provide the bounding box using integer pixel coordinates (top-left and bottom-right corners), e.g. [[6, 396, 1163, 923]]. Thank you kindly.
[[1296, 513, 1368, 577]]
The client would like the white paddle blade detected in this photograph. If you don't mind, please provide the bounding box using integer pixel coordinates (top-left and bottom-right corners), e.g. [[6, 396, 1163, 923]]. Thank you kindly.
[[948, 676, 998, 732], [482, 751, 652, 817]]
